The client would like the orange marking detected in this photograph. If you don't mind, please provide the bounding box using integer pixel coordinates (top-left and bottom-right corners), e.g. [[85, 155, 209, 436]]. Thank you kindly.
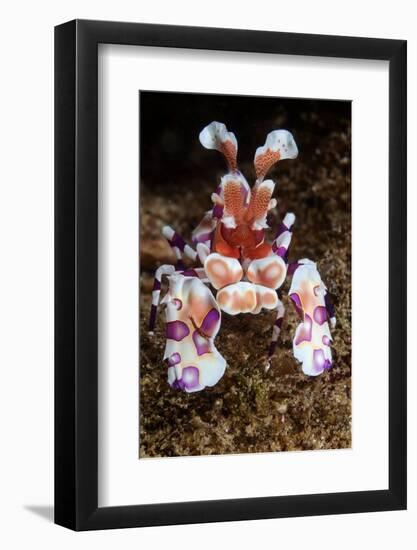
[[222, 223, 258, 249], [243, 242, 272, 260], [228, 288, 256, 313], [298, 280, 318, 315], [262, 292, 277, 307], [220, 140, 237, 171], [213, 223, 240, 258], [255, 148, 280, 179], [215, 241, 240, 258], [217, 289, 229, 308], [223, 179, 244, 220], [265, 262, 281, 282], [247, 256, 286, 289], [230, 291, 241, 312], [243, 289, 257, 311], [254, 287, 278, 310], [253, 185, 272, 220], [205, 256, 242, 289], [188, 293, 213, 327]]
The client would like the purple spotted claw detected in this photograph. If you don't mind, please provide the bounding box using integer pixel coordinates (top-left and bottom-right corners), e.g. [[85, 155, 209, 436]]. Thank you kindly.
[[162, 274, 226, 392], [289, 259, 333, 376]]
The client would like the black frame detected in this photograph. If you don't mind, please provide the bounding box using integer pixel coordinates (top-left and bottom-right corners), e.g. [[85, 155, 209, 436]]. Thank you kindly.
[[55, 19, 407, 531]]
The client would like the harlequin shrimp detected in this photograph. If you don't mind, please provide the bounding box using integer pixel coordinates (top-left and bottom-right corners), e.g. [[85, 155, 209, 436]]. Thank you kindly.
[[149, 122, 336, 392]]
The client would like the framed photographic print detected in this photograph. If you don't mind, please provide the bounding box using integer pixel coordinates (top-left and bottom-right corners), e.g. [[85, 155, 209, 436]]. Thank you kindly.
[[55, 20, 407, 530]]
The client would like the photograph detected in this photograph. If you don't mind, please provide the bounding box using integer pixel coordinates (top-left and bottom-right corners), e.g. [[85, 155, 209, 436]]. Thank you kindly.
[[139, 90, 352, 458]]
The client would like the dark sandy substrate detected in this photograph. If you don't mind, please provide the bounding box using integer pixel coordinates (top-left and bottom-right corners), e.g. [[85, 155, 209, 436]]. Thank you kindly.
[[139, 112, 351, 458]]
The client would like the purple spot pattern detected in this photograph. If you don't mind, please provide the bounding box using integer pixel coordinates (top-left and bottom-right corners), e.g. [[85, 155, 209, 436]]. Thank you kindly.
[[171, 378, 185, 391], [312, 349, 332, 373], [313, 305, 328, 325], [173, 298, 182, 310], [322, 335, 331, 346], [200, 308, 220, 337], [166, 320, 190, 341], [165, 352, 181, 366], [182, 366, 200, 388], [192, 331, 210, 356], [313, 285, 320, 297], [294, 314, 313, 345], [171, 366, 200, 391]]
